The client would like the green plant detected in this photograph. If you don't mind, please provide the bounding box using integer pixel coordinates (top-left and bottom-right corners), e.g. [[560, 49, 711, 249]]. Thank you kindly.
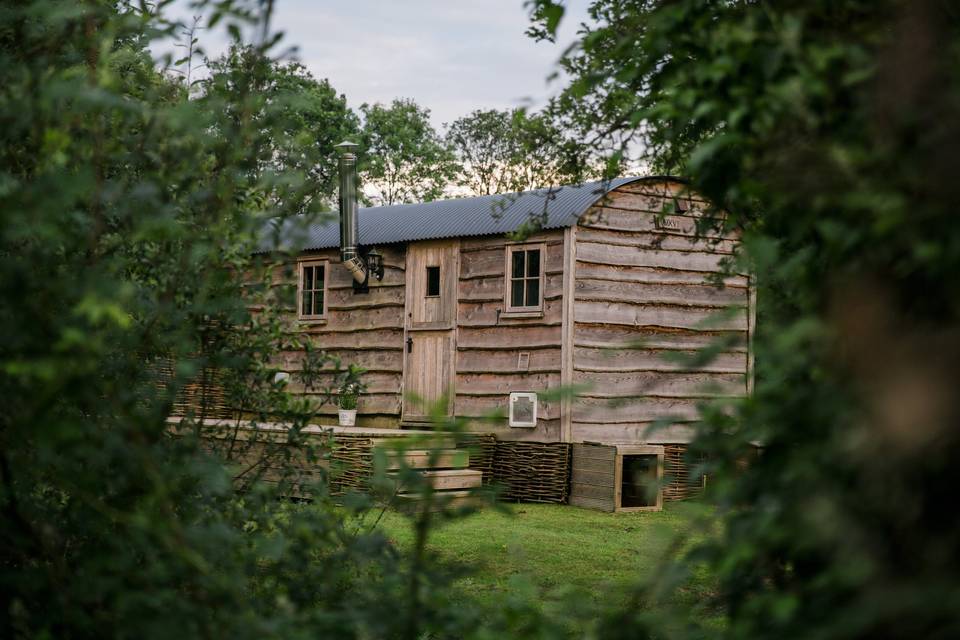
[[337, 364, 366, 410], [0, 3, 514, 638], [529, 0, 960, 637]]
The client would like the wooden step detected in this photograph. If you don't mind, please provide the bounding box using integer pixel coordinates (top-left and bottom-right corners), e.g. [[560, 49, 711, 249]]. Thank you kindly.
[[372, 435, 458, 450], [384, 449, 469, 470], [393, 468, 483, 491], [396, 489, 484, 512]]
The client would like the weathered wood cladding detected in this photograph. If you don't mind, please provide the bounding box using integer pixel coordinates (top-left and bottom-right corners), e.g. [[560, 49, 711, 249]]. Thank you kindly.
[[455, 231, 565, 441], [570, 180, 750, 444], [269, 246, 407, 427], [264, 178, 749, 444]]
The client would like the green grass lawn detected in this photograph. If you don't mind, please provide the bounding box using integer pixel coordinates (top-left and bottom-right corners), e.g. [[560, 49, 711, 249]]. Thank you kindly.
[[375, 502, 715, 610]]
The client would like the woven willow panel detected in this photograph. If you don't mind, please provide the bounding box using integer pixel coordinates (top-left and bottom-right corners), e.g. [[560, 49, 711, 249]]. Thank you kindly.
[[662, 444, 706, 501], [492, 441, 571, 504]]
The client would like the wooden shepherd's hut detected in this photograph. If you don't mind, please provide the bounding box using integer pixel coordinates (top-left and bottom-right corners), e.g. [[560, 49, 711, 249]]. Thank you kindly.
[[255, 143, 753, 506]]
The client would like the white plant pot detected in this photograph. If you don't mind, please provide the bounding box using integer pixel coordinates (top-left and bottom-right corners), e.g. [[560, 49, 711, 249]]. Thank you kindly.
[[338, 409, 357, 427]]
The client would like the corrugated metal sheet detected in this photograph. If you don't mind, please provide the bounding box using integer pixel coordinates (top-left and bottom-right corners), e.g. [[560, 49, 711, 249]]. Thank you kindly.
[[258, 176, 646, 253]]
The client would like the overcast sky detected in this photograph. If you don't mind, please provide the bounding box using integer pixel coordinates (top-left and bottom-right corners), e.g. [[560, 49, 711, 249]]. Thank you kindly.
[[164, 0, 592, 128]]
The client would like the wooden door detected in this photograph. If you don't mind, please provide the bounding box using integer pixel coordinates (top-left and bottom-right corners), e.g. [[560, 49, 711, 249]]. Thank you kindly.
[[402, 241, 458, 423]]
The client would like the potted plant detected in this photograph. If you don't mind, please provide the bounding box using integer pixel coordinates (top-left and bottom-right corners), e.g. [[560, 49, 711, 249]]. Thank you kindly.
[[337, 365, 366, 427]]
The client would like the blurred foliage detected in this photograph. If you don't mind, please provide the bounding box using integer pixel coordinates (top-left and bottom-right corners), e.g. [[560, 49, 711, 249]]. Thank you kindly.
[[204, 44, 361, 213], [529, 0, 960, 637], [0, 2, 496, 638]]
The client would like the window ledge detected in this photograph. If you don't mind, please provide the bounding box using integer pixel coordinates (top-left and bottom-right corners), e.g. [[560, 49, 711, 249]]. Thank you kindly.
[[298, 317, 328, 325], [500, 310, 544, 320]]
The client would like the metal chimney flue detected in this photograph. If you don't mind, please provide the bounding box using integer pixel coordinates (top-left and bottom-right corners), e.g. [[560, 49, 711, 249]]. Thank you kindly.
[[335, 140, 367, 286]]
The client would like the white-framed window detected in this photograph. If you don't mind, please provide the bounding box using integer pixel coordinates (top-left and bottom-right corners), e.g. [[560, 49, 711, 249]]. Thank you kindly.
[[298, 258, 328, 321], [504, 243, 545, 314]]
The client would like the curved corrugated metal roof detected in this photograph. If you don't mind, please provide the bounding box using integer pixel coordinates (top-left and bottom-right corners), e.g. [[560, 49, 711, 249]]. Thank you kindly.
[[259, 176, 661, 253]]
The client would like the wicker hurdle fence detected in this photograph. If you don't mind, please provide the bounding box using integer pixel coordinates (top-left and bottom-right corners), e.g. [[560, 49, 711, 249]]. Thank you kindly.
[[492, 441, 571, 504]]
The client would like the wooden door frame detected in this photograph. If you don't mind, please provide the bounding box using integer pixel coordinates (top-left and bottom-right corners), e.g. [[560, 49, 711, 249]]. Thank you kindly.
[[401, 239, 459, 424]]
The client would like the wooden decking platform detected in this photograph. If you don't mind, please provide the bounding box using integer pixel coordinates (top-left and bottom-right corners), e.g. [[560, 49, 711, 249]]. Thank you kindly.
[[167, 417, 491, 505], [167, 416, 446, 438]]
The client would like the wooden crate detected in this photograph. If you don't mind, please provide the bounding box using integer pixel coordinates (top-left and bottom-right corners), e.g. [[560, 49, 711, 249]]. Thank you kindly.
[[570, 442, 664, 512]]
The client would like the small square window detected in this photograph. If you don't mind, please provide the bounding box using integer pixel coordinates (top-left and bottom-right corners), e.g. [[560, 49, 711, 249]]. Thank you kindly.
[[426, 265, 441, 297], [298, 260, 327, 320], [505, 245, 544, 313]]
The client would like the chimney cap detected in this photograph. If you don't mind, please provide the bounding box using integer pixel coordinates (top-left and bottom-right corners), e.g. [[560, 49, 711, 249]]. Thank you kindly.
[[335, 140, 359, 154]]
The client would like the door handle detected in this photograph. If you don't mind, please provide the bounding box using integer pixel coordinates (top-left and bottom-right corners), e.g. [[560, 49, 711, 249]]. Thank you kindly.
[[406, 337, 413, 353]]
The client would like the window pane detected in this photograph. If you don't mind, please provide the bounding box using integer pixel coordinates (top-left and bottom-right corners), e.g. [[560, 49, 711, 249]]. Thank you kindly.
[[525, 279, 539, 306], [316, 266, 324, 292], [511, 279, 524, 307], [302, 291, 311, 316], [526, 249, 540, 276], [304, 265, 313, 290], [512, 250, 525, 278], [426, 266, 441, 296], [313, 290, 323, 315]]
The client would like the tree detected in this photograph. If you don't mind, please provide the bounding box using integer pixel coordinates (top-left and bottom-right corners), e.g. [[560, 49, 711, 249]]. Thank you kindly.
[[0, 4, 496, 638], [359, 99, 456, 205], [530, 0, 960, 637], [204, 45, 360, 213], [446, 107, 595, 195]]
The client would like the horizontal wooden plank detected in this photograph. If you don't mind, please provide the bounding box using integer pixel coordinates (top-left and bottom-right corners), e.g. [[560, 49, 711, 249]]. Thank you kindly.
[[298, 306, 405, 332], [300, 328, 405, 349], [578, 206, 728, 239], [575, 300, 747, 331], [470, 418, 562, 443], [572, 421, 697, 444], [572, 443, 616, 461], [455, 372, 561, 396], [385, 450, 469, 470], [300, 392, 401, 416], [458, 298, 562, 328], [454, 395, 559, 421], [571, 468, 615, 486], [458, 273, 563, 302], [577, 241, 730, 273], [575, 278, 745, 309], [571, 457, 616, 473], [572, 396, 703, 423], [396, 469, 483, 491], [574, 324, 747, 352], [284, 371, 401, 395], [574, 262, 748, 288], [460, 230, 562, 252], [460, 242, 565, 279], [276, 348, 403, 373], [576, 227, 736, 254], [326, 285, 405, 310], [456, 348, 561, 374], [569, 495, 615, 512], [573, 370, 746, 398], [570, 482, 616, 500], [574, 346, 746, 374], [614, 181, 708, 202], [458, 325, 562, 349]]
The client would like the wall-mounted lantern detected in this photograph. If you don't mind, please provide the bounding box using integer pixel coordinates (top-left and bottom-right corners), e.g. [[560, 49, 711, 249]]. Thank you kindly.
[[365, 247, 384, 281]]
